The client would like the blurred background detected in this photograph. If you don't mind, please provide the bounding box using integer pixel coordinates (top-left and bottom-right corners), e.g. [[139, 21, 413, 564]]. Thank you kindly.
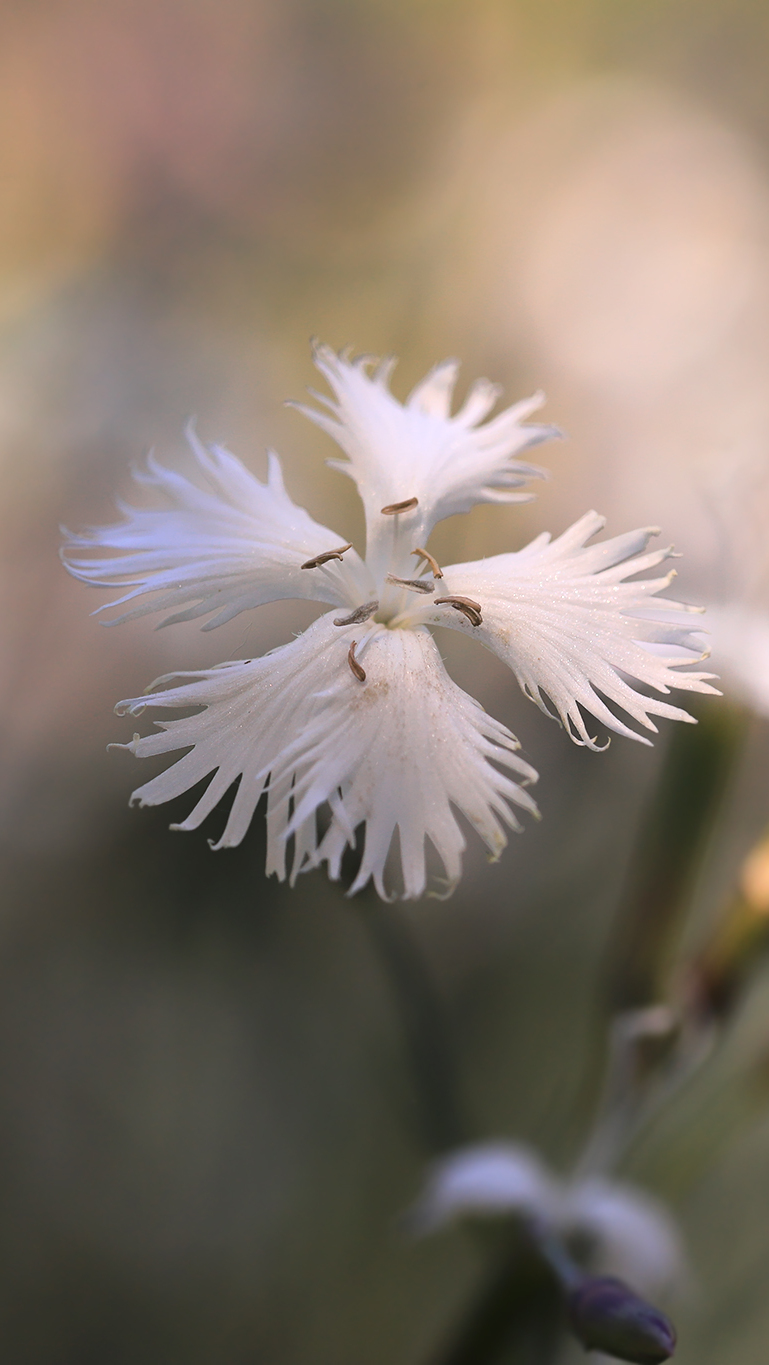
[[5, 1, 769, 1360]]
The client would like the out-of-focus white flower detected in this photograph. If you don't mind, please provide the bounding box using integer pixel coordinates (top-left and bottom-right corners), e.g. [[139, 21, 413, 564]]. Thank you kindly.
[[703, 604, 769, 718], [562, 1177, 683, 1299], [486, 82, 769, 643], [408, 1141, 685, 1299], [63, 344, 716, 899], [406, 1141, 556, 1226]]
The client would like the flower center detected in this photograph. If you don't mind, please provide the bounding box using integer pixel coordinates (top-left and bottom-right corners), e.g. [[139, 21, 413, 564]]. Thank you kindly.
[[374, 496, 436, 624], [300, 495, 484, 639]]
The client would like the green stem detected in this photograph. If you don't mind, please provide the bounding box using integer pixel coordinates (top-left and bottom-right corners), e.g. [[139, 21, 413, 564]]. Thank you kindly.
[[605, 696, 747, 1011], [429, 1235, 563, 1365], [357, 898, 568, 1361], [357, 892, 469, 1153]]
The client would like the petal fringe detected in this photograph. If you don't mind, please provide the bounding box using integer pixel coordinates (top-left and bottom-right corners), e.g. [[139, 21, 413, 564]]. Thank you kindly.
[[62, 429, 372, 627], [292, 344, 558, 566], [417, 511, 719, 748], [115, 615, 538, 900]]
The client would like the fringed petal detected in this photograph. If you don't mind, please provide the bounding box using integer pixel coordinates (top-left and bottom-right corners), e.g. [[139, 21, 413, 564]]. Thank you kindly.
[[113, 615, 349, 875], [115, 616, 538, 899], [269, 625, 538, 899], [291, 344, 558, 576], [62, 427, 372, 627], [413, 511, 719, 748]]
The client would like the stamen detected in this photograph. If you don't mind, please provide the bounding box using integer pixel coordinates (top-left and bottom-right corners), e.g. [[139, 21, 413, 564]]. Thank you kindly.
[[347, 640, 366, 682], [385, 574, 435, 594], [380, 496, 418, 515], [301, 543, 353, 569], [411, 547, 443, 578], [334, 600, 379, 626], [435, 595, 483, 627]]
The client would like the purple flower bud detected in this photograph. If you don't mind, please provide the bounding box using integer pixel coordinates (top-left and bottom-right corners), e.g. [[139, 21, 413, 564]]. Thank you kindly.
[[567, 1274, 676, 1364]]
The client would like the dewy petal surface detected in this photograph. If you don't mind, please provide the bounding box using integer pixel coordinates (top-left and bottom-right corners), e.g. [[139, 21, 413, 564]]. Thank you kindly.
[[292, 344, 558, 580], [62, 427, 371, 628], [115, 614, 538, 900], [415, 511, 719, 748]]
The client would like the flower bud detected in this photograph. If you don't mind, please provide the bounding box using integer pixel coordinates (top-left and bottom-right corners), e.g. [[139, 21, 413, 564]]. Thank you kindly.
[[567, 1274, 676, 1364]]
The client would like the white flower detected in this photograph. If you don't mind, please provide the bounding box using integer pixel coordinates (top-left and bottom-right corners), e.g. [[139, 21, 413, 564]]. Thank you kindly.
[[700, 603, 769, 717], [407, 1141, 685, 1299], [63, 343, 717, 899]]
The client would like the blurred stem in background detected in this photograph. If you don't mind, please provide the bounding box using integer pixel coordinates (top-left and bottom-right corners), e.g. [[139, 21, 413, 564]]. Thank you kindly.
[[430, 1234, 562, 1365], [576, 696, 769, 1183], [424, 1212, 677, 1364], [357, 891, 680, 1363], [356, 696, 769, 1362], [358, 891, 469, 1154], [687, 824, 769, 1018], [606, 696, 748, 1012], [574, 697, 761, 1185], [357, 893, 565, 1362]]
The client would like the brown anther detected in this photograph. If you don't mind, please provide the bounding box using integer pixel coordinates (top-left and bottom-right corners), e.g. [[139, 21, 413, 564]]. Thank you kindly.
[[452, 602, 483, 626], [347, 641, 366, 682], [380, 496, 418, 515], [385, 573, 435, 595], [411, 547, 443, 578], [301, 543, 353, 570], [333, 600, 379, 627], [435, 595, 483, 627]]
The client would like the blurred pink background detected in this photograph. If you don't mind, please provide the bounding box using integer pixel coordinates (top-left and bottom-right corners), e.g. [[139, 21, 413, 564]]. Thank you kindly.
[[4, 3, 769, 1361]]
